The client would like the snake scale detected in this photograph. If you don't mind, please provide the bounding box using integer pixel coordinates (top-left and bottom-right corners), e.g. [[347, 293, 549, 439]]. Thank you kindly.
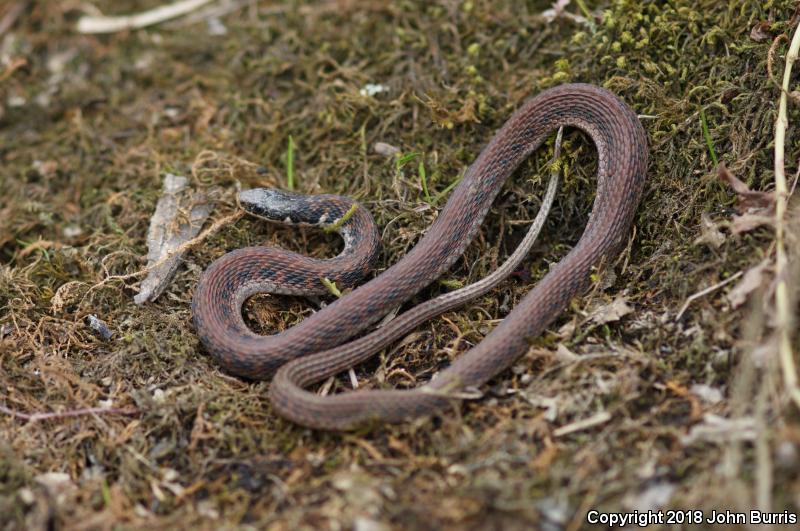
[[192, 83, 649, 430]]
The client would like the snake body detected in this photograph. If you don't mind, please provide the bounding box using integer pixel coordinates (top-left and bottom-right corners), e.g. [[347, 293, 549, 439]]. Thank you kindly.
[[192, 83, 648, 430]]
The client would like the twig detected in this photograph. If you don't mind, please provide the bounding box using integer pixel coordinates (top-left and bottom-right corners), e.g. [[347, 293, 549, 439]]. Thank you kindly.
[[285, 135, 295, 190], [169, 0, 253, 26], [675, 272, 743, 320], [77, 0, 215, 34], [168, 0, 291, 28], [553, 411, 611, 437], [319, 377, 335, 396], [773, 21, 800, 409], [0, 404, 138, 422]]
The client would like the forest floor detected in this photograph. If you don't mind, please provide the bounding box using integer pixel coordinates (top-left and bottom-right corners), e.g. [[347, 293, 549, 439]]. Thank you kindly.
[[2, 0, 800, 529]]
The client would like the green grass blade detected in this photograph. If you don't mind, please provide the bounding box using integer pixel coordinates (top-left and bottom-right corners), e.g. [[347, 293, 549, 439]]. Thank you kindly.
[[699, 108, 718, 166], [419, 160, 430, 203], [286, 135, 295, 190]]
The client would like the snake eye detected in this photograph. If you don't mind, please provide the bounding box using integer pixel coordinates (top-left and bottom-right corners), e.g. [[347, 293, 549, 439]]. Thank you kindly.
[[239, 188, 301, 221]]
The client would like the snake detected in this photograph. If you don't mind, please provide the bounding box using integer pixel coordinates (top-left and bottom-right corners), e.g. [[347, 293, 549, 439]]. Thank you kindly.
[[192, 83, 648, 430]]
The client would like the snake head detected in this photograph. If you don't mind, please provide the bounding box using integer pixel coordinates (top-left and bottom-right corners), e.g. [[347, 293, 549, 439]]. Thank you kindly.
[[239, 188, 304, 223]]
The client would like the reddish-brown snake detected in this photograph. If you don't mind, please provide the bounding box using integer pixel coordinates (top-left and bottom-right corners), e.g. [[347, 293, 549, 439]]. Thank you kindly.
[[192, 83, 648, 430]]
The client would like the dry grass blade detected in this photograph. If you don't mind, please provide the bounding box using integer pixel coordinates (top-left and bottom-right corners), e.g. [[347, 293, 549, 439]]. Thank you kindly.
[[676, 271, 743, 320], [0, 404, 138, 422], [773, 20, 800, 409]]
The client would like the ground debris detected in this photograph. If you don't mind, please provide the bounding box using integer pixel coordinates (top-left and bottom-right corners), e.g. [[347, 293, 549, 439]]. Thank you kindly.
[[682, 414, 757, 445], [373, 142, 400, 157], [750, 21, 772, 43], [725, 259, 771, 309], [717, 164, 776, 234], [134, 173, 213, 304], [693, 213, 725, 248], [86, 314, 113, 340], [623, 482, 676, 512], [588, 295, 634, 325]]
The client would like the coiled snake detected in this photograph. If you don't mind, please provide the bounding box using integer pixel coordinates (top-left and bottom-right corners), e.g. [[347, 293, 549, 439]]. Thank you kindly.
[[192, 83, 648, 430]]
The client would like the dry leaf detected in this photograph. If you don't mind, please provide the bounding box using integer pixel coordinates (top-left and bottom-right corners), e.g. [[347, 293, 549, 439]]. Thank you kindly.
[[557, 320, 576, 339], [690, 384, 723, 405], [693, 213, 725, 248], [589, 296, 633, 325], [750, 21, 771, 42], [681, 414, 757, 445], [555, 344, 579, 363], [134, 173, 214, 304], [624, 482, 676, 512], [545, 0, 571, 19], [454, 97, 479, 124], [718, 164, 775, 211], [540, 0, 588, 24], [726, 260, 770, 308], [731, 212, 773, 234], [717, 164, 775, 235]]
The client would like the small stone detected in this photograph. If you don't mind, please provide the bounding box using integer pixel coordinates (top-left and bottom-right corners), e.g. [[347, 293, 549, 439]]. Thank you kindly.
[[152, 389, 166, 403], [86, 314, 113, 341], [373, 142, 400, 157], [63, 225, 83, 238], [359, 83, 388, 97], [17, 488, 35, 505]]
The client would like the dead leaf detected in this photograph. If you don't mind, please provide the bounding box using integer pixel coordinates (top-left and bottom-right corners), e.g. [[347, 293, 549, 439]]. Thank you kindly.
[[690, 384, 723, 405], [555, 344, 579, 363], [539, 0, 588, 24], [530, 440, 558, 471], [32, 159, 58, 178], [589, 296, 633, 325], [750, 21, 771, 42], [718, 164, 775, 212], [35, 472, 76, 505], [420, 93, 480, 128], [553, 0, 571, 12], [557, 319, 576, 339], [681, 414, 757, 445], [716, 164, 775, 235], [731, 212, 773, 234], [726, 260, 770, 308], [454, 97, 479, 124], [693, 213, 725, 248], [134, 173, 214, 304]]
